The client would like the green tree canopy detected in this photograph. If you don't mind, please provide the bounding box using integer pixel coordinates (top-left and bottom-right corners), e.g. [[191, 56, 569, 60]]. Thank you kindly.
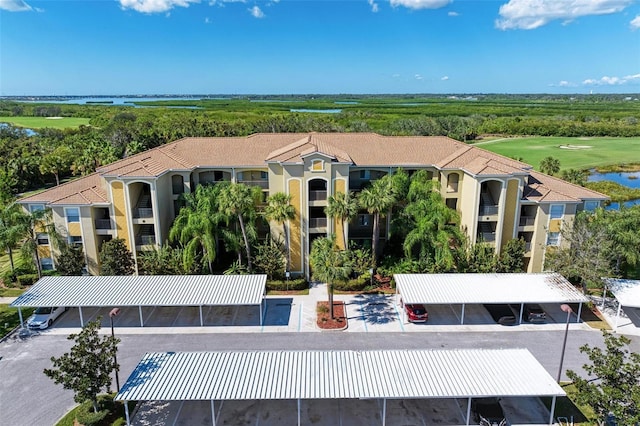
[[99, 238, 135, 275], [309, 236, 351, 319], [567, 332, 640, 424], [264, 192, 295, 271], [56, 243, 86, 276], [44, 319, 119, 413], [539, 156, 561, 175], [325, 191, 358, 251]]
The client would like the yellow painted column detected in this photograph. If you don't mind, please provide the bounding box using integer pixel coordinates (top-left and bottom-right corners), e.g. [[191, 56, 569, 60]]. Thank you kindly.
[[334, 179, 346, 250], [111, 181, 132, 251], [288, 179, 302, 273]]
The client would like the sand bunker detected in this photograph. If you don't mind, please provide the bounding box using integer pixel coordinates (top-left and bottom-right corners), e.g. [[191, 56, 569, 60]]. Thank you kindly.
[[558, 144, 593, 150], [45, 117, 63, 120]]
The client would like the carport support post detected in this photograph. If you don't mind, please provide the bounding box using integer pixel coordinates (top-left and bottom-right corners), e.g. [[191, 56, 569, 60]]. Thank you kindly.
[[465, 398, 471, 425], [138, 306, 144, 327], [576, 302, 582, 323], [519, 302, 524, 324], [18, 308, 24, 329], [260, 299, 264, 326], [460, 304, 465, 325], [297, 399, 301, 426], [381, 398, 386, 426], [79, 307, 84, 327], [124, 400, 130, 426], [211, 399, 216, 426], [615, 302, 622, 332], [548, 395, 557, 425], [199, 305, 204, 327]]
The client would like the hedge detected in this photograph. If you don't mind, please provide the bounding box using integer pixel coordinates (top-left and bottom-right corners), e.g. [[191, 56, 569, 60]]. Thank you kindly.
[[266, 278, 308, 291]]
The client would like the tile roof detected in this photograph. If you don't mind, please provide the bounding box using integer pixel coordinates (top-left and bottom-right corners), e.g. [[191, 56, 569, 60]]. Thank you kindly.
[[18, 173, 108, 206], [20, 133, 608, 206], [522, 171, 607, 203]]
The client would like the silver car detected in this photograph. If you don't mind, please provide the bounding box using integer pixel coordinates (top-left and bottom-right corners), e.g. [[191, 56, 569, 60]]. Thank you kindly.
[[27, 306, 67, 329]]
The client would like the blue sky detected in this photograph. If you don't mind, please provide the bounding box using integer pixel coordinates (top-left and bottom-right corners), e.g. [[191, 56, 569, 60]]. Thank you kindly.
[[1, 0, 639, 95]]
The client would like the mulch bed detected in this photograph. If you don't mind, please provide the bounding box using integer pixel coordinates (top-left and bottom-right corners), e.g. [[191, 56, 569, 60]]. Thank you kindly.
[[316, 301, 348, 331]]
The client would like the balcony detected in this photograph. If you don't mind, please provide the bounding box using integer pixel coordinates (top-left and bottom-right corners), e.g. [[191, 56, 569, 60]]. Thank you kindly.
[[309, 190, 327, 202], [524, 241, 532, 253], [136, 234, 156, 246], [478, 232, 496, 243], [238, 180, 269, 189], [309, 217, 327, 229], [479, 205, 499, 216], [95, 219, 113, 230], [519, 216, 536, 227]]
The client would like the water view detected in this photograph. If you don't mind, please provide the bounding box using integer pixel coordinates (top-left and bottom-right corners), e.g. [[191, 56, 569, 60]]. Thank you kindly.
[[588, 170, 640, 209]]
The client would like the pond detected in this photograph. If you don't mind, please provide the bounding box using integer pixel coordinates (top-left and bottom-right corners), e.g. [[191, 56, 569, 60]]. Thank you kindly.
[[0, 122, 37, 136], [588, 170, 640, 209], [290, 108, 342, 114]]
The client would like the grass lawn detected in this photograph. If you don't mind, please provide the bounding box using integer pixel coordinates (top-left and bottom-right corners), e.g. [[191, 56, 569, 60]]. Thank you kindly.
[[0, 304, 33, 337], [541, 383, 596, 425], [476, 137, 640, 171], [0, 116, 90, 129]]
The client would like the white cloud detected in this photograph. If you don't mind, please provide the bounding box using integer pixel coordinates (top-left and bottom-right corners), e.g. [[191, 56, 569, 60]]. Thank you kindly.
[[119, 0, 200, 13], [249, 5, 264, 18], [390, 0, 451, 11], [204, 16, 210, 23], [583, 74, 640, 86], [414, 74, 424, 80], [448, 11, 459, 16], [631, 15, 640, 30], [441, 75, 449, 80], [0, 0, 32, 11], [495, 0, 634, 30], [368, 0, 379, 13]]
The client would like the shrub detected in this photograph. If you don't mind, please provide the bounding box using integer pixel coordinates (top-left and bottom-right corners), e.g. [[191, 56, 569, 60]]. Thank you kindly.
[[75, 401, 109, 426], [266, 278, 308, 291], [16, 274, 38, 286], [333, 276, 368, 292]]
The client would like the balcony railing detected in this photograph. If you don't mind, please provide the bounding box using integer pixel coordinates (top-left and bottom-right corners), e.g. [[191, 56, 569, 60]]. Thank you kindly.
[[447, 183, 459, 193], [479, 205, 499, 216], [94, 219, 112, 230], [524, 242, 532, 252], [309, 217, 327, 228], [309, 190, 327, 201], [519, 216, 536, 227], [478, 232, 496, 242], [136, 235, 156, 246], [134, 208, 153, 218], [238, 180, 269, 189]]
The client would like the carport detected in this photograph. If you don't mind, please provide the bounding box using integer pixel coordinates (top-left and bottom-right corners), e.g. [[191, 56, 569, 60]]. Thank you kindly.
[[602, 278, 640, 332], [10, 274, 267, 328], [115, 348, 565, 426], [395, 273, 588, 324]]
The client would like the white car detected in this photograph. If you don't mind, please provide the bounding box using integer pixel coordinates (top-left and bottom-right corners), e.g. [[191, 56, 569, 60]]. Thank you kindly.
[[27, 306, 67, 329]]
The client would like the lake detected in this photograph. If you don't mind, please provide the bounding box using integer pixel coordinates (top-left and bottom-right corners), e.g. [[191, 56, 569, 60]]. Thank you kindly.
[[588, 170, 640, 209], [15, 96, 205, 106]]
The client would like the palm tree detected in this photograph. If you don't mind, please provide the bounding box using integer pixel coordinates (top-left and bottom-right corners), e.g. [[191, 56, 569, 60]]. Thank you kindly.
[[357, 175, 397, 266], [217, 182, 262, 272], [0, 199, 27, 273], [309, 236, 350, 319], [19, 207, 61, 279], [539, 156, 561, 175], [403, 170, 463, 271], [264, 192, 295, 271], [169, 185, 222, 273], [325, 191, 358, 250]]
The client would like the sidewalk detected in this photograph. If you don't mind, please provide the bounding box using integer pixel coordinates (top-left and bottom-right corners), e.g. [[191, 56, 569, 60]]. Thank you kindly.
[[0, 297, 17, 304]]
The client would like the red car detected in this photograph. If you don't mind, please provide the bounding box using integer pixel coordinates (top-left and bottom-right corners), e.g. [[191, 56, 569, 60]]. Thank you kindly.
[[405, 304, 429, 322]]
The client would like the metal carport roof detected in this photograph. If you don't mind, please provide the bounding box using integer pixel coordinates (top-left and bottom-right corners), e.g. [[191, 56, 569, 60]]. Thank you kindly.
[[395, 273, 588, 324], [10, 275, 267, 327], [115, 348, 564, 426], [603, 278, 640, 332]]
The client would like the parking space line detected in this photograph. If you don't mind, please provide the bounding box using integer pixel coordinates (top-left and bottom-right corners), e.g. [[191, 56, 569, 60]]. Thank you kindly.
[[360, 302, 368, 333], [172, 400, 184, 426], [393, 303, 405, 332]]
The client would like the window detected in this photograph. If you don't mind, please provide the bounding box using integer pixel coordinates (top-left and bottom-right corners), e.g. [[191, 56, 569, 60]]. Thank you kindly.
[[359, 170, 371, 180], [358, 214, 371, 226], [549, 204, 564, 219], [172, 175, 184, 195], [68, 236, 83, 246], [547, 232, 561, 246], [66, 208, 80, 223], [36, 233, 49, 245], [584, 201, 599, 212], [260, 171, 268, 180], [29, 204, 45, 213], [40, 258, 54, 271], [311, 159, 324, 172]]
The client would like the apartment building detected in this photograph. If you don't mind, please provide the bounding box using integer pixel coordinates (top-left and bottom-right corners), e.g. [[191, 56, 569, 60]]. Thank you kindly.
[[19, 133, 607, 276]]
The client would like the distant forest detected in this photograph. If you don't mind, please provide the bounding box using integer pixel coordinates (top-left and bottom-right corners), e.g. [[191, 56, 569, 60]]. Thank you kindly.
[[1, 94, 639, 195]]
